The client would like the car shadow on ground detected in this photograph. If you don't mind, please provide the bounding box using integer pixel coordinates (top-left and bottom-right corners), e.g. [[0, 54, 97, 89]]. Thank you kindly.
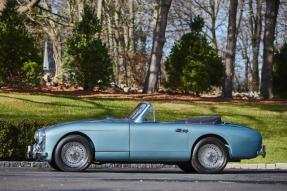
[[83, 168, 287, 174], [84, 168, 182, 174]]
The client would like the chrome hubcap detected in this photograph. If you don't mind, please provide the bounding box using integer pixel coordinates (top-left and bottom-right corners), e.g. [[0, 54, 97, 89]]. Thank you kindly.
[[198, 144, 224, 169], [61, 142, 87, 168]]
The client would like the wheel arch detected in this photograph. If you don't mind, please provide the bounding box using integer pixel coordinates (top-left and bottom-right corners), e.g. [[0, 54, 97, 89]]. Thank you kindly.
[[191, 134, 231, 159], [52, 131, 95, 161]]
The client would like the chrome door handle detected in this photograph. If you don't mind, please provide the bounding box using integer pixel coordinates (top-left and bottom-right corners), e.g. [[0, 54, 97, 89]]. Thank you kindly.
[[175, 128, 189, 133], [182, 129, 189, 133]]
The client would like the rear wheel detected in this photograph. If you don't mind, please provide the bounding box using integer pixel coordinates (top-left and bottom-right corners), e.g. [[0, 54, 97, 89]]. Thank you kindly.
[[191, 137, 228, 174], [178, 162, 195, 173], [54, 135, 93, 172]]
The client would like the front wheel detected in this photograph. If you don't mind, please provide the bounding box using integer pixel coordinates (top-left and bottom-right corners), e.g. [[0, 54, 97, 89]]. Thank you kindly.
[[54, 135, 93, 172], [191, 137, 228, 174]]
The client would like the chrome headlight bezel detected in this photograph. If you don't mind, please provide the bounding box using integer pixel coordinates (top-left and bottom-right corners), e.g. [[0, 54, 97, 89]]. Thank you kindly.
[[34, 131, 39, 142], [34, 130, 46, 144]]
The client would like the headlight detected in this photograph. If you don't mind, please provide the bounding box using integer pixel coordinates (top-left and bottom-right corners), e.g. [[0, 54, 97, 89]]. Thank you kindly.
[[39, 131, 46, 143], [34, 130, 46, 144], [34, 131, 39, 142]]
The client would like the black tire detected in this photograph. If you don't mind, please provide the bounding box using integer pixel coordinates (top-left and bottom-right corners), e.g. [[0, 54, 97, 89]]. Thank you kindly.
[[178, 162, 195, 173], [191, 137, 228, 174], [48, 160, 60, 171], [54, 135, 93, 172]]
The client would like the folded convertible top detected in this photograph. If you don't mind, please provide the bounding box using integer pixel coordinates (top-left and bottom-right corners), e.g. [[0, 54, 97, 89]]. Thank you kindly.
[[185, 116, 222, 125]]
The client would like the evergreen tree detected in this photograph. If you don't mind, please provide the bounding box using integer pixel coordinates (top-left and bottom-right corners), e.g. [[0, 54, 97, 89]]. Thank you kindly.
[[273, 43, 287, 98], [165, 16, 224, 95], [0, 1, 41, 87], [64, 5, 113, 91]]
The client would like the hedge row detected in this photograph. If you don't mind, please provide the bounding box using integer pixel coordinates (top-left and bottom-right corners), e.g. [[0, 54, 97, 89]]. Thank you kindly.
[[0, 120, 53, 160]]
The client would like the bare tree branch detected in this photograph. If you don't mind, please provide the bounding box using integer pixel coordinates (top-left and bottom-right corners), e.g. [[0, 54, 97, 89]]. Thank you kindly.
[[17, 0, 41, 14]]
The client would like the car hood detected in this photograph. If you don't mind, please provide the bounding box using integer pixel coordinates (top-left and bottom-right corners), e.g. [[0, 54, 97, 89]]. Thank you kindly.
[[42, 118, 130, 132]]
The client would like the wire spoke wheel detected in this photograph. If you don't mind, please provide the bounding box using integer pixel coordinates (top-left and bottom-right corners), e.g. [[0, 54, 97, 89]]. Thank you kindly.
[[54, 135, 93, 172], [192, 137, 228, 173], [61, 141, 88, 168], [197, 144, 224, 170]]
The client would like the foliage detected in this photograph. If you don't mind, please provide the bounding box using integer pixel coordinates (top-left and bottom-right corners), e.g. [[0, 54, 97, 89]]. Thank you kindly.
[[0, 1, 41, 87], [165, 16, 224, 94], [63, 5, 113, 91], [273, 43, 287, 98], [22, 61, 41, 87], [0, 120, 52, 160]]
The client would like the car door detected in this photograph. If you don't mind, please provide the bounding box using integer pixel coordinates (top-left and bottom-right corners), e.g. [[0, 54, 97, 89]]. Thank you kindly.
[[85, 119, 130, 162], [129, 122, 190, 162]]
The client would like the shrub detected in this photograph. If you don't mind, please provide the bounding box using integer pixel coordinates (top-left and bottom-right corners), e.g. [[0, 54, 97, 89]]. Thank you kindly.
[[165, 16, 224, 95], [273, 43, 287, 98], [0, 1, 41, 87], [22, 61, 41, 87], [0, 120, 53, 160], [63, 5, 113, 91]]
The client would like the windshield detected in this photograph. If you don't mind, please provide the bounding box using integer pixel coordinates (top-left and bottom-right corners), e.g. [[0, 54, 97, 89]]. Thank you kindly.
[[128, 103, 148, 120]]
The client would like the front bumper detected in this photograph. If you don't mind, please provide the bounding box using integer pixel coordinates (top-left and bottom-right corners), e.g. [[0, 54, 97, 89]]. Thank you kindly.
[[257, 145, 266, 158], [27, 145, 47, 160]]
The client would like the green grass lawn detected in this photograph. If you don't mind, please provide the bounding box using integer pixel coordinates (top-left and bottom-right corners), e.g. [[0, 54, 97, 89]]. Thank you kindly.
[[0, 92, 286, 163]]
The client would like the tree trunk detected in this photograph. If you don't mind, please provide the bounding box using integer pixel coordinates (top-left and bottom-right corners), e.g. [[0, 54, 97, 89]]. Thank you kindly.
[[77, 0, 84, 22], [97, 0, 103, 21], [260, 0, 280, 99], [222, 0, 238, 98], [236, 0, 244, 38], [209, 0, 219, 49], [51, 34, 62, 80], [241, 44, 250, 91], [107, 11, 114, 51], [113, 0, 121, 84], [143, 0, 172, 93], [244, 58, 249, 92], [123, 15, 129, 86], [249, 0, 263, 92], [83, 80, 93, 91], [151, 1, 159, 32], [128, 0, 135, 53]]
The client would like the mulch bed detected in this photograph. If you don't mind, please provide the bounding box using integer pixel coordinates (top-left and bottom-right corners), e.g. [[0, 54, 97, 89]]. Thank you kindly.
[[1, 88, 287, 105]]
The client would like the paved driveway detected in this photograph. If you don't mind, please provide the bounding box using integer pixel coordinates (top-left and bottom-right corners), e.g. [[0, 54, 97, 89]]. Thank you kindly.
[[0, 167, 286, 191]]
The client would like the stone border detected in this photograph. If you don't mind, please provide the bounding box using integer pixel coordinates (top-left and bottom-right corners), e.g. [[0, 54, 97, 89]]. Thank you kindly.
[[226, 163, 287, 170], [0, 161, 287, 170]]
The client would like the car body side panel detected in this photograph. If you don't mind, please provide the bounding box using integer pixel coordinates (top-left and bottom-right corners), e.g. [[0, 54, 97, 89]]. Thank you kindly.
[[43, 119, 130, 162], [83, 122, 129, 161], [95, 152, 130, 161], [215, 124, 262, 159], [130, 122, 190, 162], [184, 123, 262, 160]]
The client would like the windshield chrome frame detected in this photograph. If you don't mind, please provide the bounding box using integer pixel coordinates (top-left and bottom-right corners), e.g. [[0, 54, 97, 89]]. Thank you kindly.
[[129, 102, 156, 123]]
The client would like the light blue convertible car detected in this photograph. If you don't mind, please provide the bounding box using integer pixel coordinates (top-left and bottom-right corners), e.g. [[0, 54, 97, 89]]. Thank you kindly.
[[27, 102, 266, 173]]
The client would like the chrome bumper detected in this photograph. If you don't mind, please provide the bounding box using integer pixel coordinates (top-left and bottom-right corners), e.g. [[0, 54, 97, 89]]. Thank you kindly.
[[27, 145, 47, 159], [257, 145, 266, 158]]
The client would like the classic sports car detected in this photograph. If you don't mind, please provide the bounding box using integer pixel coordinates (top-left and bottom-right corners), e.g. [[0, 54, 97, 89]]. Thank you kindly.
[[27, 102, 266, 173]]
